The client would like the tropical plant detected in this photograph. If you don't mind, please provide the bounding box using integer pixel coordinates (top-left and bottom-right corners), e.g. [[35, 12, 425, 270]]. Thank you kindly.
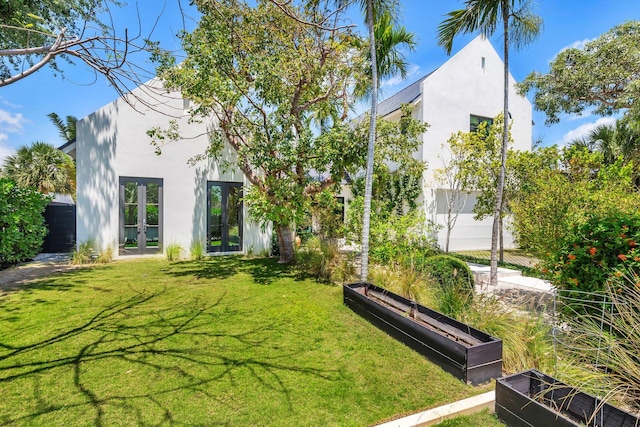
[[438, 0, 542, 286], [354, 0, 414, 282], [0, 178, 50, 266], [568, 118, 640, 184], [547, 211, 640, 295], [510, 147, 640, 259], [47, 113, 77, 143], [2, 141, 75, 194]]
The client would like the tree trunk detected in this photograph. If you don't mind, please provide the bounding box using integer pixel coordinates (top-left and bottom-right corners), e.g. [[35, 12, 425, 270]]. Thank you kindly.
[[360, 0, 378, 282], [490, 7, 510, 287], [445, 208, 452, 253], [276, 223, 295, 264], [499, 214, 504, 263]]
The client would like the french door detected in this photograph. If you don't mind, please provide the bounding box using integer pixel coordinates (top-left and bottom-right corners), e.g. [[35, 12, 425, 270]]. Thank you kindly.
[[207, 182, 242, 252], [119, 177, 163, 255]]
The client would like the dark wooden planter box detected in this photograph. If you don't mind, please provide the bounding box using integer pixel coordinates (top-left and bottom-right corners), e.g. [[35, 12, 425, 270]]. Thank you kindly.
[[496, 369, 640, 427], [343, 282, 502, 385]]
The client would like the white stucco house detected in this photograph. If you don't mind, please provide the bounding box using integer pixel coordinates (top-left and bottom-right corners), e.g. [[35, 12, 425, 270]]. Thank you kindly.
[[73, 83, 271, 258], [374, 35, 532, 251], [70, 34, 530, 258]]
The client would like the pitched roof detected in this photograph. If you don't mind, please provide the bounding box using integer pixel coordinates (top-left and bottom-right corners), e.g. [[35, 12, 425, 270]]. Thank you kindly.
[[376, 71, 434, 117]]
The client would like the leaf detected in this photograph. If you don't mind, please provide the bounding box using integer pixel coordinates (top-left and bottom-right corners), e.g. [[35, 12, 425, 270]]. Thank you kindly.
[[26, 13, 44, 21]]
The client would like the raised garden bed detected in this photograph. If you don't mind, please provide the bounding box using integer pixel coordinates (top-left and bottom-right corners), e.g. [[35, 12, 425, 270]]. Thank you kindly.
[[496, 369, 640, 427], [343, 282, 502, 385]]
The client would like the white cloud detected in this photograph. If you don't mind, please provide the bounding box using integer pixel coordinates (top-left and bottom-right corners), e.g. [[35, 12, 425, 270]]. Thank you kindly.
[[565, 107, 596, 121], [0, 108, 25, 133], [559, 117, 617, 146], [380, 64, 421, 89], [548, 38, 596, 62], [560, 38, 596, 52], [0, 135, 16, 165]]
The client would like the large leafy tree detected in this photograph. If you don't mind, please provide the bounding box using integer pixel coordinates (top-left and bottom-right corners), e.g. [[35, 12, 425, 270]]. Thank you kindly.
[[2, 141, 75, 194], [0, 0, 157, 100], [437, 0, 542, 286], [150, 0, 372, 263], [519, 21, 640, 125]]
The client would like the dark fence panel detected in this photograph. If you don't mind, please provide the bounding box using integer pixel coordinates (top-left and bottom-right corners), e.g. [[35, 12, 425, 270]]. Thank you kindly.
[[42, 205, 76, 253]]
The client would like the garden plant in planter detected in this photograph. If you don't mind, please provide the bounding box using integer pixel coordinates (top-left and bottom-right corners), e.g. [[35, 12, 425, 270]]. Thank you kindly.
[[343, 282, 502, 385], [496, 369, 640, 427]]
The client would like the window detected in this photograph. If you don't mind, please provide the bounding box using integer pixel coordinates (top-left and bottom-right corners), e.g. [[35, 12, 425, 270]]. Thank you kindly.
[[470, 115, 493, 133], [335, 197, 345, 224], [207, 182, 243, 252]]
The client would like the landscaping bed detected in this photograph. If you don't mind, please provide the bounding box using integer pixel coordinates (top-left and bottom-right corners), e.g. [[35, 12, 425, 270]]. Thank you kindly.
[[344, 282, 503, 385]]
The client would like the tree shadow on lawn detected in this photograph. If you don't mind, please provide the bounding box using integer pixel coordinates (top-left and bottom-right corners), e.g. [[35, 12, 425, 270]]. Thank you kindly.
[[0, 287, 342, 426], [165, 256, 312, 286], [0, 266, 115, 324]]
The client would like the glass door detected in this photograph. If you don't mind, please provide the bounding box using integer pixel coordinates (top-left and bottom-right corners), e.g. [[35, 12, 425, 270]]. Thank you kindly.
[[119, 178, 163, 255], [207, 182, 242, 252]]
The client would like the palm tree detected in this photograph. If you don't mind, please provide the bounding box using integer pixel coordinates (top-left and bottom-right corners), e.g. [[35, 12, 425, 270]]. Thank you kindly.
[[355, 0, 417, 282], [438, 0, 542, 287], [47, 113, 77, 144], [2, 142, 75, 194], [353, 10, 416, 99]]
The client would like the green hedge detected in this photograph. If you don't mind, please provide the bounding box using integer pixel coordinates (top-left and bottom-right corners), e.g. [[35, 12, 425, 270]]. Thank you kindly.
[[0, 178, 50, 267], [416, 255, 473, 290]]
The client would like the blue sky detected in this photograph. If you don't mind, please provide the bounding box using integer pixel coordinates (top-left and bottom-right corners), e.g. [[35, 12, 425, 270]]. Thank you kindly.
[[1, 0, 639, 163]]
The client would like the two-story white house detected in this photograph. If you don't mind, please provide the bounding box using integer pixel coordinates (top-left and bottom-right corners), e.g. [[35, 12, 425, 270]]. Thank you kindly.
[[373, 35, 532, 251], [71, 35, 531, 258]]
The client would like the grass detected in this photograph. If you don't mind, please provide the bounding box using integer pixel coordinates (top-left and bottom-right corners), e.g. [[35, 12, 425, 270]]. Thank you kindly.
[[433, 410, 504, 426], [0, 257, 487, 426]]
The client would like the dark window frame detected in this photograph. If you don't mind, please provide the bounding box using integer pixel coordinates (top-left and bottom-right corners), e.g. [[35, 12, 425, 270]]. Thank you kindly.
[[206, 181, 243, 253], [470, 114, 494, 133]]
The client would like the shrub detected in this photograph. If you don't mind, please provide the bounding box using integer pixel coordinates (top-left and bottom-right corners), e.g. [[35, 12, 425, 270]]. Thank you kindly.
[[295, 237, 355, 284], [547, 211, 640, 295], [95, 246, 113, 264], [413, 255, 474, 317], [165, 243, 183, 261], [460, 295, 555, 374], [190, 241, 205, 261], [417, 255, 473, 289], [0, 178, 50, 267], [369, 264, 438, 307], [70, 240, 95, 265]]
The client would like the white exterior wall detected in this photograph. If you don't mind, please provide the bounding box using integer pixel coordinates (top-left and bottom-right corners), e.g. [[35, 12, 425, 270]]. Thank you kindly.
[[76, 84, 270, 257], [418, 36, 532, 252]]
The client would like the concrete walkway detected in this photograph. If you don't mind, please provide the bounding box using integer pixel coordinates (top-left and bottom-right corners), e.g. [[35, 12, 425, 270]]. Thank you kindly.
[[455, 249, 539, 268], [0, 253, 78, 293]]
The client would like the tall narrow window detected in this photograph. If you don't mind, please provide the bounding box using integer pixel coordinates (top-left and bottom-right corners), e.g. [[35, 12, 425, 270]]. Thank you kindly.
[[481, 56, 486, 73], [207, 182, 243, 252]]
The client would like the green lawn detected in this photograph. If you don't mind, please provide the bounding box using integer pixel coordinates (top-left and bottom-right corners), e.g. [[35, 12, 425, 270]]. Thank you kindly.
[[433, 410, 505, 426], [0, 257, 488, 426]]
